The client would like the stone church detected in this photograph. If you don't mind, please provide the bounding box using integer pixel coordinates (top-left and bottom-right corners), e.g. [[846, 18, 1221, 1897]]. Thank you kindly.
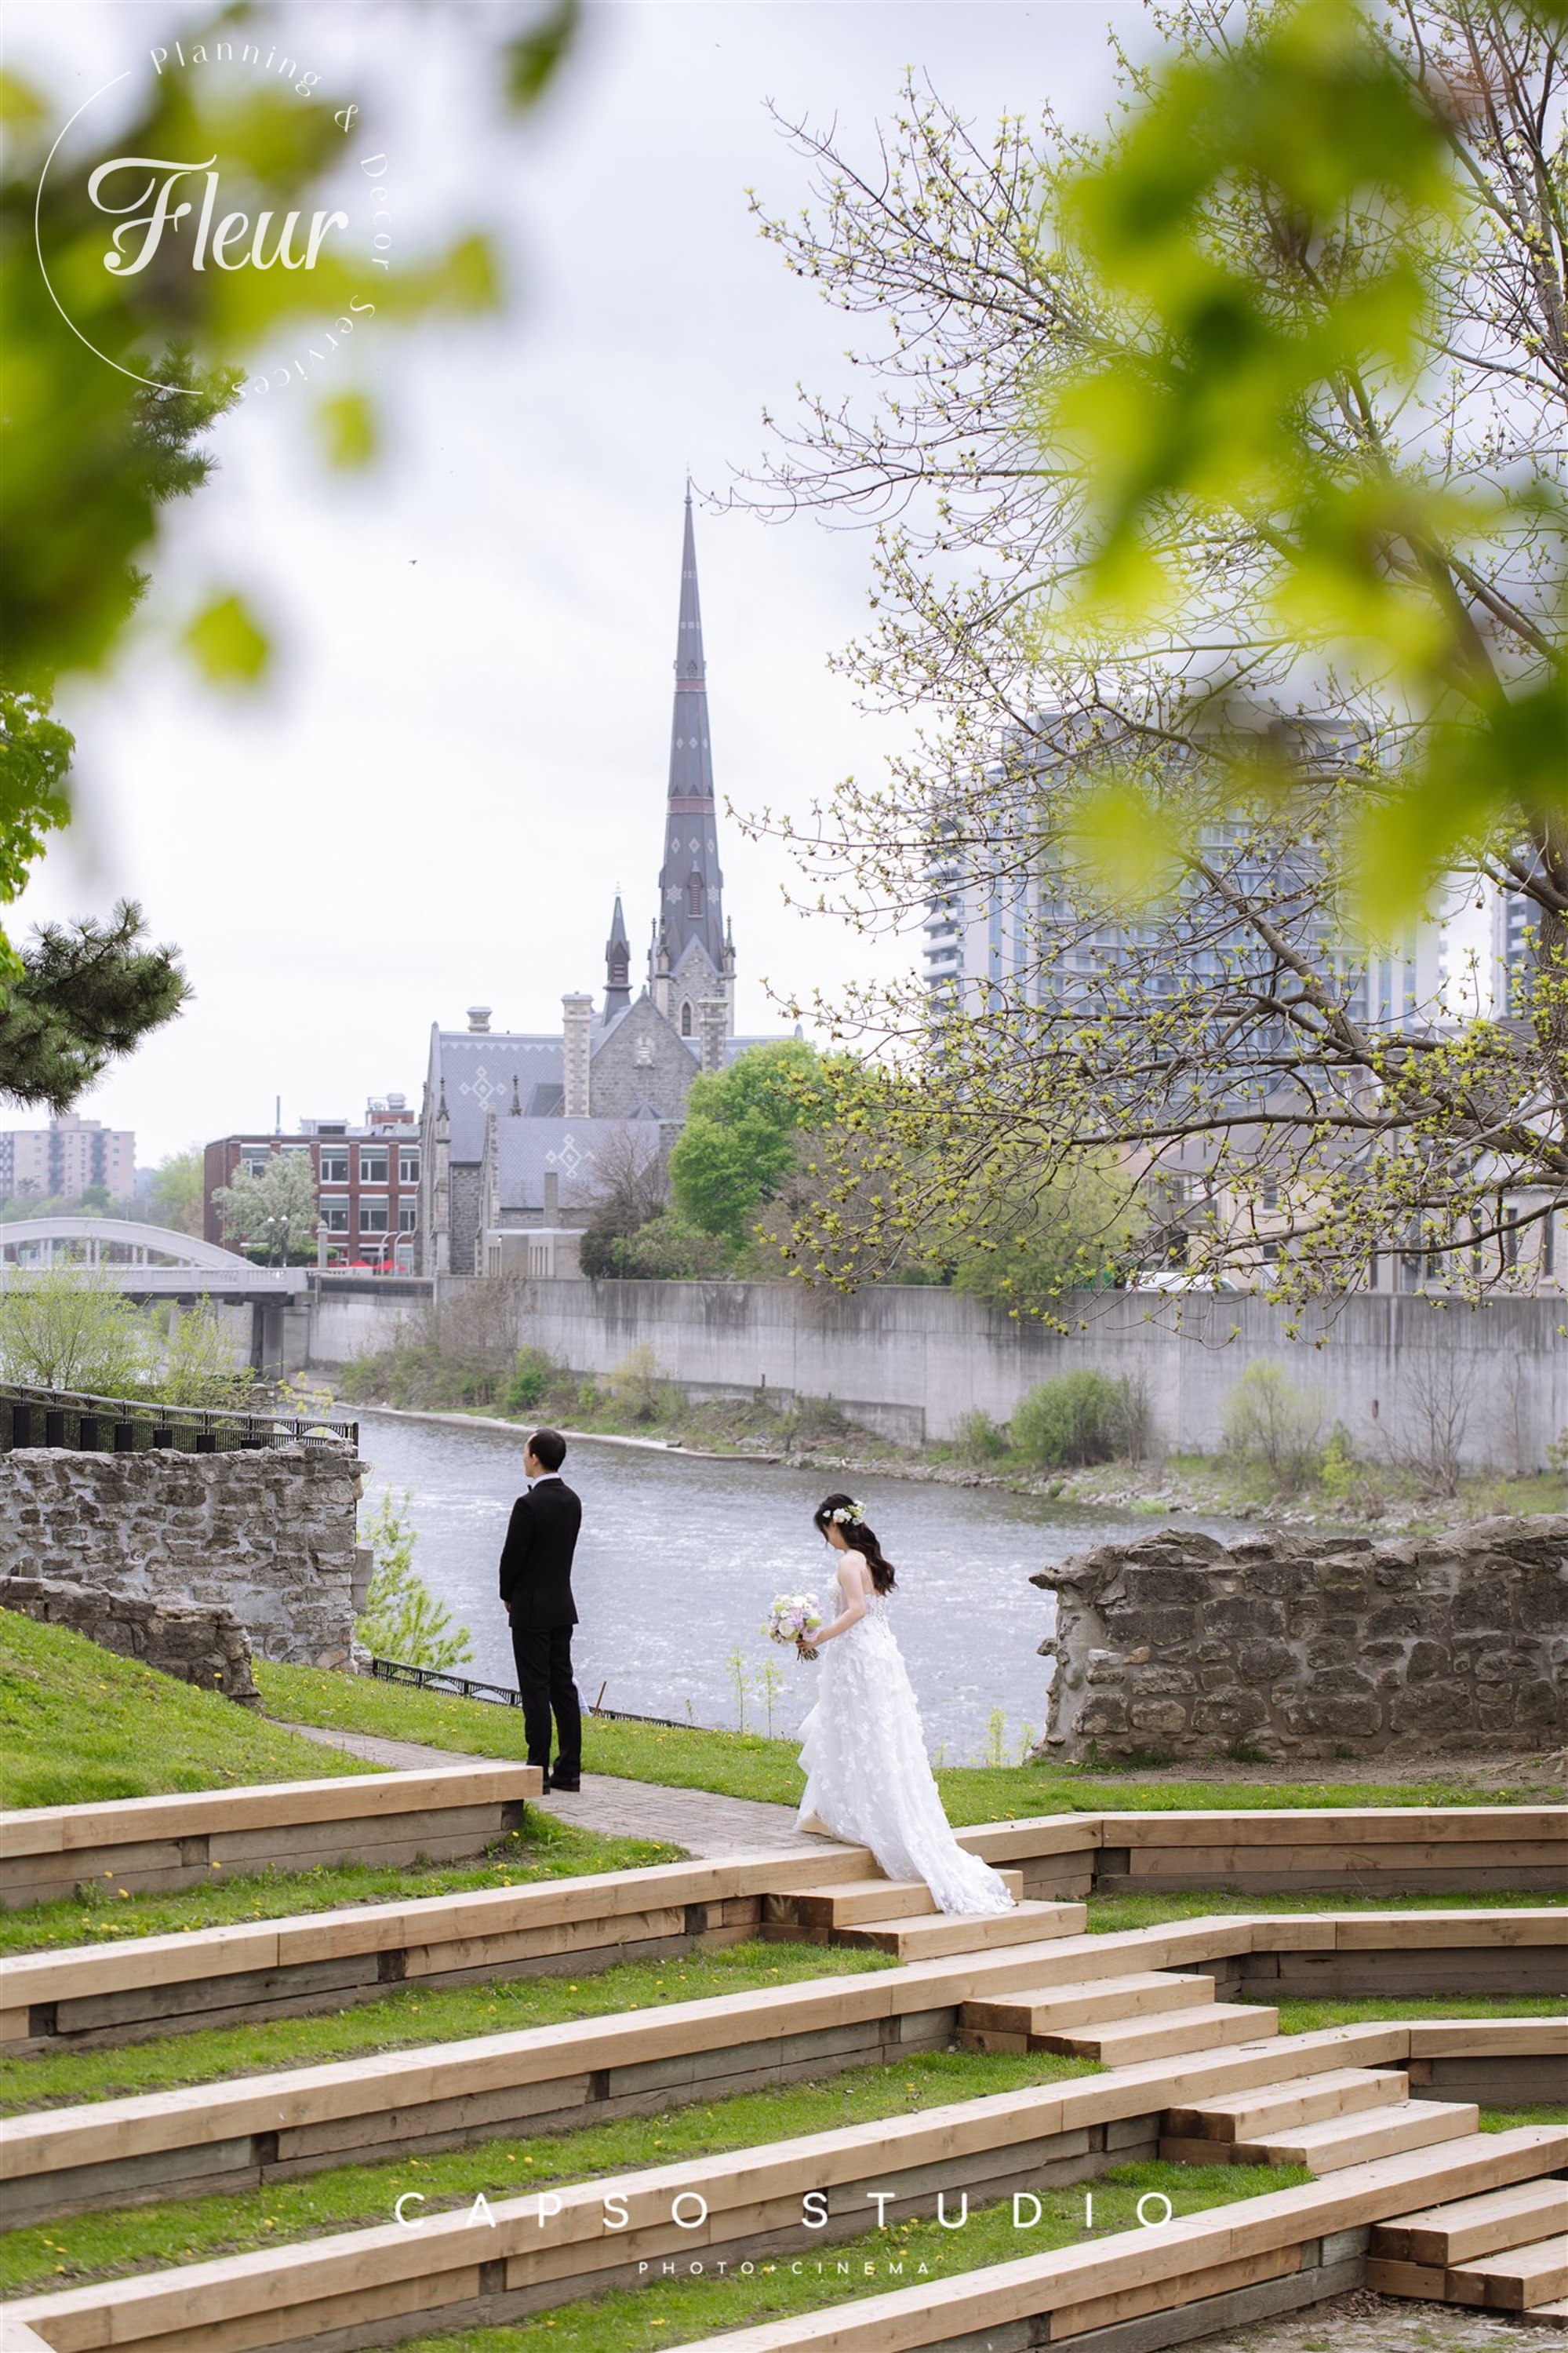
[[417, 495, 788, 1277]]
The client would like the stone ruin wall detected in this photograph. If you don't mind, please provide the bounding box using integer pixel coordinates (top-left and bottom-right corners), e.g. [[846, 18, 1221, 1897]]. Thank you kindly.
[[0, 1573, 260, 1704], [0, 1445, 366, 1670], [1034, 1517, 1568, 1761]]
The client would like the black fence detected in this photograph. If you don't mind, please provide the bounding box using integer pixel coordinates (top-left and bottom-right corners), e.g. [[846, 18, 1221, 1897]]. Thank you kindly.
[[0, 1382, 358, 1455], [369, 1655, 700, 1732]]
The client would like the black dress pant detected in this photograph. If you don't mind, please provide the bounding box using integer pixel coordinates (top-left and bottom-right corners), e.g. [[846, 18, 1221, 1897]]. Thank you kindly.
[[510, 1622, 581, 1779]]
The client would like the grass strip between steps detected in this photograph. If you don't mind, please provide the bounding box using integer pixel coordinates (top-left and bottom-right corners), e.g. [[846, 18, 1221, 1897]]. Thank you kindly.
[[1085, 1888, 1567, 1934], [257, 1663, 1560, 1814], [1268, 1993, 1568, 2034], [0, 1811, 684, 1958], [0, 1939, 895, 2115], [0, 2044, 1102, 2297]]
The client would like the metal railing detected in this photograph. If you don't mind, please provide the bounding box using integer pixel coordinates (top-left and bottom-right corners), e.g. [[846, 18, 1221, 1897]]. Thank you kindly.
[[0, 1382, 358, 1455], [369, 1655, 701, 1732]]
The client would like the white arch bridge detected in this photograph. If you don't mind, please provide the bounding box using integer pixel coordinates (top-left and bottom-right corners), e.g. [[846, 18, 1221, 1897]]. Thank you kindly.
[[0, 1218, 307, 1371]]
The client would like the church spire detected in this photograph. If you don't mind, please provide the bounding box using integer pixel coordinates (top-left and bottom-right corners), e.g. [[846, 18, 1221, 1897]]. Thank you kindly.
[[653, 490, 729, 1002], [603, 891, 631, 1018]]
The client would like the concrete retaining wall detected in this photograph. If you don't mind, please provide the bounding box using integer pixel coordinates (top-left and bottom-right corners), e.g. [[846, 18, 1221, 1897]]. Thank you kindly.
[[307, 1277, 1567, 1469]]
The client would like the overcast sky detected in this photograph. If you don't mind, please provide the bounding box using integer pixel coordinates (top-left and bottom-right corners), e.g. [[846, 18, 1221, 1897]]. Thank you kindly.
[[11, 0, 1144, 1164]]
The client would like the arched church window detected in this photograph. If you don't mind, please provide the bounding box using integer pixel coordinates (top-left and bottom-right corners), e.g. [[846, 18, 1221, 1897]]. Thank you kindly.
[[687, 872, 704, 917], [680, 1001, 693, 1036]]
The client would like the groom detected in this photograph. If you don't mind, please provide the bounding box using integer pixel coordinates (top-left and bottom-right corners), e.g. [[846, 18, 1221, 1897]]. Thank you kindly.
[[498, 1428, 582, 1792]]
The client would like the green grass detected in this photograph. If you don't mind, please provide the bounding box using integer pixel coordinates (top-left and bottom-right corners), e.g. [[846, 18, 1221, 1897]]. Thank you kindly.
[[0, 1811, 684, 1958], [0, 1939, 895, 2115], [260, 1663, 1548, 1816], [1086, 1888, 1567, 1935], [1268, 1993, 1568, 2034], [0, 1612, 381, 1808], [386, 2160, 1310, 2353], [0, 2043, 1102, 2297]]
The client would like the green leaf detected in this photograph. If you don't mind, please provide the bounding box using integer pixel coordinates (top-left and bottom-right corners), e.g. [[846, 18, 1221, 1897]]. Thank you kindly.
[[183, 592, 271, 688], [315, 392, 379, 471], [504, 0, 579, 111]]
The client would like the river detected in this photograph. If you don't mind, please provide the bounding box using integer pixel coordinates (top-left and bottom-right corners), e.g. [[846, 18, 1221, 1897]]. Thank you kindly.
[[357, 1410, 1242, 1761]]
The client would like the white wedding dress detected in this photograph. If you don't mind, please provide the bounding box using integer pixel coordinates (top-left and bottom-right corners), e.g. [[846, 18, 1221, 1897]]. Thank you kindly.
[[795, 1563, 1017, 1917]]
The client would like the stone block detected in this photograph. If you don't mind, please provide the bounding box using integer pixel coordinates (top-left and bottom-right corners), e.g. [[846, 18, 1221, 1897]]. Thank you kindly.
[[1238, 1641, 1295, 1682], [0, 1575, 260, 1703], [1405, 1638, 1447, 1681], [1192, 1694, 1268, 1736], [1127, 1699, 1188, 1735]]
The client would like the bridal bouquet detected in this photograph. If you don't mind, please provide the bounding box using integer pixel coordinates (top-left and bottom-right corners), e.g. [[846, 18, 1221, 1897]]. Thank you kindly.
[[766, 1594, 823, 1656]]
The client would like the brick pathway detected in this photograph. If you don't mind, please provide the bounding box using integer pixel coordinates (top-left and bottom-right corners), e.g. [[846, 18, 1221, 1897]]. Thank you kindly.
[[281, 1720, 824, 1858]]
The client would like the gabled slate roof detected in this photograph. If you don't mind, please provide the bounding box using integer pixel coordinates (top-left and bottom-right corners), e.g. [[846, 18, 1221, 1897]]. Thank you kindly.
[[488, 1113, 662, 1215], [432, 1030, 573, 1162]]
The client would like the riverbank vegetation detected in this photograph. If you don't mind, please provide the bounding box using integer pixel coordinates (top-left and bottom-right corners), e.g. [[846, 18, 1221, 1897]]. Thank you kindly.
[[257, 1663, 1561, 1810], [0, 1264, 256, 1410], [337, 1314, 1566, 1535]]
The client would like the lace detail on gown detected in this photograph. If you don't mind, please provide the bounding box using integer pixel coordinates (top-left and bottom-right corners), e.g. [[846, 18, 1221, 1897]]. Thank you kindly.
[[795, 1572, 1017, 1918]]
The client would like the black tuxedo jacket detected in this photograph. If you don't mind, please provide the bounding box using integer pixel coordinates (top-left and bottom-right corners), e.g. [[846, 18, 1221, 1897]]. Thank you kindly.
[[499, 1476, 582, 1630]]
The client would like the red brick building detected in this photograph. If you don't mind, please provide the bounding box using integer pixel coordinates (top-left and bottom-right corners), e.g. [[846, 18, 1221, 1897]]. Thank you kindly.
[[204, 1097, 420, 1267]]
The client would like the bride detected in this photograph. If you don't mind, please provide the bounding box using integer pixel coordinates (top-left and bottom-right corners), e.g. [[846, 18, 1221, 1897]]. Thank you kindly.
[[793, 1492, 1017, 1918]]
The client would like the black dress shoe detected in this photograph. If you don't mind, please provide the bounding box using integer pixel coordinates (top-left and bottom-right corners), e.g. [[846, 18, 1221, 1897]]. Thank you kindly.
[[549, 1776, 581, 1793]]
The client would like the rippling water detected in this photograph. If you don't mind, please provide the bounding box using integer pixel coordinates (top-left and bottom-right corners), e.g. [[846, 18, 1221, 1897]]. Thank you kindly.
[[357, 1410, 1241, 1761]]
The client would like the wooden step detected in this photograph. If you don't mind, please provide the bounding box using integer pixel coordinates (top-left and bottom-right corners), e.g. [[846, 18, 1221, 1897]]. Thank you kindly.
[[772, 1870, 1024, 1930], [1165, 2067, 1409, 2147], [1041, 2001, 1277, 2068], [835, 1899, 1080, 1961], [1372, 2177, 1568, 2268], [25, 2114, 1552, 2353], [960, 1969, 1215, 2049], [1246, 2097, 1479, 2173], [1448, 2234, 1568, 2312]]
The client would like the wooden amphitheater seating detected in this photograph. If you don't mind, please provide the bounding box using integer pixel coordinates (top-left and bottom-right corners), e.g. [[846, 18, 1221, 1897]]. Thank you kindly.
[[1368, 2178, 1568, 2312], [4, 2087, 1561, 2353], [0, 1767, 543, 1910], [3, 1801, 1559, 2049], [4, 1916, 1562, 2228]]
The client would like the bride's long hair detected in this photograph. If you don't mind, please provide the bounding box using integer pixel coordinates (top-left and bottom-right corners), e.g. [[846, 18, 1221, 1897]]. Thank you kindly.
[[813, 1493, 897, 1594]]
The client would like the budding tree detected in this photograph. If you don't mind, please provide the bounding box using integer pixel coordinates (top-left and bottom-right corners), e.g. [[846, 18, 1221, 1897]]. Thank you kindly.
[[740, 0, 1566, 1308]]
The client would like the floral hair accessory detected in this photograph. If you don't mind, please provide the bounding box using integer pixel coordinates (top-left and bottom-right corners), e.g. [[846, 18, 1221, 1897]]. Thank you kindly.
[[829, 1501, 867, 1526]]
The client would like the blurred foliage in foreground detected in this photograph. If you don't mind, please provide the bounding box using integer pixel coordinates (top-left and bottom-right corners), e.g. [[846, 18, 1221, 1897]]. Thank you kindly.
[[1046, 0, 1565, 930], [0, 2, 576, 1105]]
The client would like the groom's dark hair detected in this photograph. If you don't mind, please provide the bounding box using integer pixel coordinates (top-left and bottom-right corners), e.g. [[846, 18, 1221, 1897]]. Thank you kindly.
[[529, 1429, 567, 1472]]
